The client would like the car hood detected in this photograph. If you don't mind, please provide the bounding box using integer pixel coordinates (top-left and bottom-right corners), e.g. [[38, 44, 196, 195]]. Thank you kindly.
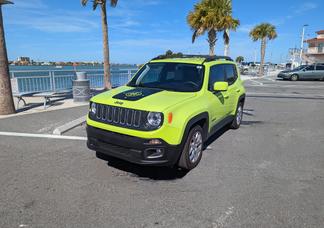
[[91, 86, 197, 112]]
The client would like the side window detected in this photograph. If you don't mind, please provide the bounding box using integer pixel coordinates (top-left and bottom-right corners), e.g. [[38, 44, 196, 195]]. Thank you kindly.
[[305, 65, 315, 71], [208, 65, 225, 90], [225, 64, 238, 85], [315, 65, 324, 71]]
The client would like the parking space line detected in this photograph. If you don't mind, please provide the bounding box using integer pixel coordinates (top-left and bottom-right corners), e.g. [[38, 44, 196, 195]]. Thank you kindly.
[[249, 80, 264, 86], [246, 92, 324, 99], [0, 131, 87, 141]]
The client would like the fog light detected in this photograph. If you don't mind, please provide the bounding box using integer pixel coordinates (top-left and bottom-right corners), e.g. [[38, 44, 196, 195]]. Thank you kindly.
[[146, 139, 162, 145], [146, 148, 164, 159]]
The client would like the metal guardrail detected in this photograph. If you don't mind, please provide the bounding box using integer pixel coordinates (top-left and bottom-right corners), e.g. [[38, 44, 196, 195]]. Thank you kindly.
[[10, 69, 138, 93]]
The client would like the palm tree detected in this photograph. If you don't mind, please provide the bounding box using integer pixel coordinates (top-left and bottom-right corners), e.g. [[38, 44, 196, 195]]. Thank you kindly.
[[82, 0, 118, 90], [250, 23, 277, 75], [235, 56, 244, 63], [0, 0, 15, 115], [222, 0, 239, 56], [187, 0, 239, 56]]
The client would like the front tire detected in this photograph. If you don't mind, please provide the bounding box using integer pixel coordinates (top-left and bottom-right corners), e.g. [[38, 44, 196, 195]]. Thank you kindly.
[[290, 74, 299, 81], [230, 102, 244, 129], [178, 125, 204, 170]]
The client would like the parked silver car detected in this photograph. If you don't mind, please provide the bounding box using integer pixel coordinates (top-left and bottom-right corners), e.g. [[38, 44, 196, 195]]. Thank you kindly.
[[277, 64, 324, 81]]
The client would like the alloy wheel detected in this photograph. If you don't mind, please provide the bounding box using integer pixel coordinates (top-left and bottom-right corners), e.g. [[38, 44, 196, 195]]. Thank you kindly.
[[189, 131, 203, 163]]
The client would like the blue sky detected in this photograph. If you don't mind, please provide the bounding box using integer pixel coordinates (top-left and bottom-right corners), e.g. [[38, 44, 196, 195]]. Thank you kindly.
[[3, 0, 323, 64]]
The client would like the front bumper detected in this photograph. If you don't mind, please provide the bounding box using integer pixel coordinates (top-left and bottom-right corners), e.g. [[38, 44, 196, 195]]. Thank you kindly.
[[86, 125, 182, 166], [277, 73, 290, 79]]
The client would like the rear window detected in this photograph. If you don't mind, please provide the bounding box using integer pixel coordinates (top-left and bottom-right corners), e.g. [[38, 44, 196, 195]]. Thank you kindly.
[[225, 64, 238, 85], [316, 65, 324, 71]]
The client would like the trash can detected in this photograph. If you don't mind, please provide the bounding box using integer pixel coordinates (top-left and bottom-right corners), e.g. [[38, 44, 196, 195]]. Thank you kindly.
[[73, 72, 90, 103]]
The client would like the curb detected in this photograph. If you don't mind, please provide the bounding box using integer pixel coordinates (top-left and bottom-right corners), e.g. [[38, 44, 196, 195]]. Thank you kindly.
[[53, 115, 86, 135]]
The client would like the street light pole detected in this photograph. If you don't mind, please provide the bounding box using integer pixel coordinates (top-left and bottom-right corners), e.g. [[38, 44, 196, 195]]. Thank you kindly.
[[299, 24, 308, 65]]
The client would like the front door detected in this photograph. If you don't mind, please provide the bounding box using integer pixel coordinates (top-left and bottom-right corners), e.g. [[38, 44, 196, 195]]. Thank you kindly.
[[206, 64, 227, 129]]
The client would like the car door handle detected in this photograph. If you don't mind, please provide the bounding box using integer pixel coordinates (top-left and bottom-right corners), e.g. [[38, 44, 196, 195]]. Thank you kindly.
[[236, 89, 240, 93], [224, 94, 229, 99]]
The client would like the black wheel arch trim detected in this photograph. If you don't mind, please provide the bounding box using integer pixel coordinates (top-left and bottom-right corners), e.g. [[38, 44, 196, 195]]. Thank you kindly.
[[238, 94, 246, 104], [181, 112, 209, 146], [174, 112, 209, 164]]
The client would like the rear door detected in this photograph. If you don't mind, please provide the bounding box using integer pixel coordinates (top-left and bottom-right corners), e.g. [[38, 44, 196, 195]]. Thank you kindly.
[[315, 64, 324, 80], [224, 64, 239, 115]]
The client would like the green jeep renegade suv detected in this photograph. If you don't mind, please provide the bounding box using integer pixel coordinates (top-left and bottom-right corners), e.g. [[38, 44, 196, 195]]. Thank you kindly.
[[87, 55, 246, 170]]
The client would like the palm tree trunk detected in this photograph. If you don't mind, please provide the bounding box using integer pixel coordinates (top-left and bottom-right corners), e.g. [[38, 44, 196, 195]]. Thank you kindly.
[[0, 6, 15, 115], [208, 29, 217, 56], [259, 38, 266, 76], [224, 29, 229, 56], [101, 3, 112, 90]]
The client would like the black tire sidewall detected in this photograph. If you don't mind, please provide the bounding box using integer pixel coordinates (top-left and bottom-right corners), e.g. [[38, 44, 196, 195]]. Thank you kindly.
[[231, 102, 243, 129], [178, 125, 204, 170]]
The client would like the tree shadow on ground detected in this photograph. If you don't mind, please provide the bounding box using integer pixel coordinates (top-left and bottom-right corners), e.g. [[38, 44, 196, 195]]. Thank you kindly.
[[16, 95, 72, 113], [96, 152, 188, 181]]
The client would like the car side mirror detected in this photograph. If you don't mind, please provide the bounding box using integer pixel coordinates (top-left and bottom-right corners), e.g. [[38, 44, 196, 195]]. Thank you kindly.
[[213, 82, 228, 92]]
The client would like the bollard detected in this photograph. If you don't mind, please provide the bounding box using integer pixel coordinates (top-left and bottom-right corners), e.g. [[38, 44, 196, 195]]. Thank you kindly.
[[73, 72, 90, 103]]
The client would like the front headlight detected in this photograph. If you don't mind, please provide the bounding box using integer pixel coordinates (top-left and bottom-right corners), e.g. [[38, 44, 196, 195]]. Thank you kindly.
[[147, 112, 162, 128], [90, 102, 96, 115]]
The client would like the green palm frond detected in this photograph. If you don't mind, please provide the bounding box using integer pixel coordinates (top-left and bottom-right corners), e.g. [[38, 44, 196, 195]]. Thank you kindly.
[[187, 0, 239, 43], [0, 0, 13, 4], [111, 0, 118, 7], [81, 0, 118, 10], [249, 23, 277, 41]]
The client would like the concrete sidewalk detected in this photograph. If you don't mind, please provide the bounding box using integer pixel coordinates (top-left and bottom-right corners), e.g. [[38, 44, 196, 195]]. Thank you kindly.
[[0, 105, 88, 134], [0, 97, 88, 120]]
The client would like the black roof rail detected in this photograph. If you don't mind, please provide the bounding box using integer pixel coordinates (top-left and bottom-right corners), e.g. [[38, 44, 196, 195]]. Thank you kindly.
[[151, 54, 233, 62]]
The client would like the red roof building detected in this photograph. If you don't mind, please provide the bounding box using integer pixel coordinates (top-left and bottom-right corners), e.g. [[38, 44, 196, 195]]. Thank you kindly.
[[304, 30, 324, 63]]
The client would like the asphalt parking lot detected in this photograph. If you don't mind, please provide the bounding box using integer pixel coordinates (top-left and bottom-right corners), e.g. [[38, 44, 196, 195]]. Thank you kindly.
[[0, 75, 323, 228]]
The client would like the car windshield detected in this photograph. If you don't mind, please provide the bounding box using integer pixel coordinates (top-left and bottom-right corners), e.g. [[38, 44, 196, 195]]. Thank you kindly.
[[127, 62, 204, 92]]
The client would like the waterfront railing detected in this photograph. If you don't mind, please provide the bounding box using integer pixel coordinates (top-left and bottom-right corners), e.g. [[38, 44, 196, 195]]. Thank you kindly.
[[10, 69, 138, 94]]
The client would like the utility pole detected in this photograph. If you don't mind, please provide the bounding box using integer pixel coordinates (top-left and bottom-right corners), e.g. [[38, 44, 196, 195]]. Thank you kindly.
[[299, 24, 308, 65], [254, 49, 257, 64]]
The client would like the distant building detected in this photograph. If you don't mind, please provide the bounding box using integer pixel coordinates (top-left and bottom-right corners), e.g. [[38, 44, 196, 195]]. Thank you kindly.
[[304, 30, 324, 63], [17, 57, 30, 62], [16, 57, 31, 65]]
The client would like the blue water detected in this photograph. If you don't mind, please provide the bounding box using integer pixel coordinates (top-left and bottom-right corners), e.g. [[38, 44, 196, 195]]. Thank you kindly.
[[9, 65, 136, 72], [10, 65, 138, 93]]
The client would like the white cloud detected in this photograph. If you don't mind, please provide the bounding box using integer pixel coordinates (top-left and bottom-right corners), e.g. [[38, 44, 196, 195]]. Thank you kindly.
[[4, 1, 99, 33], [294, 2, 317, 14]]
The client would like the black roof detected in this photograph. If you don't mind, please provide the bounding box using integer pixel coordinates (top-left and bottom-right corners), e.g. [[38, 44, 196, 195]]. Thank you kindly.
[[151, 54, 233, 63]]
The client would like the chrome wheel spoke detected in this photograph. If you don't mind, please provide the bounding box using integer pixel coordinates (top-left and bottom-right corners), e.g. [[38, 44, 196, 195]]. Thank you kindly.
[[188, 131, 203, 163]]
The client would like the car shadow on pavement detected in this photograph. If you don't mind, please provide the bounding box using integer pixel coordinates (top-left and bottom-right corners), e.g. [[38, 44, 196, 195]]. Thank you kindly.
[[96, 153, 189, 181], [204, 125, 230, 148]]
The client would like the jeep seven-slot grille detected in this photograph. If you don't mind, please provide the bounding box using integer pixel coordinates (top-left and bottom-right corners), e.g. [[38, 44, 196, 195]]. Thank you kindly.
[[89, 103, 151, 131]]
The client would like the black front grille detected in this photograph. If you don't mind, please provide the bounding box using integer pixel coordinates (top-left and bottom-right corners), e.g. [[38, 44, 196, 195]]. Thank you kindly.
[[89, 103, 159, 131]]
